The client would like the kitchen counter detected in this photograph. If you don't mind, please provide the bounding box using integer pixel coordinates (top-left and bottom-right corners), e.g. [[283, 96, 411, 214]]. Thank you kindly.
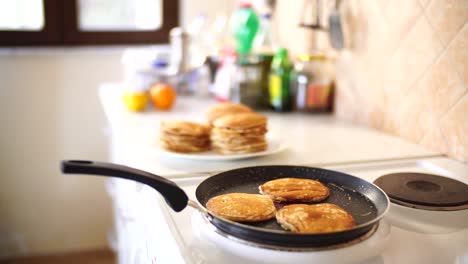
[[99, 83, 440, 177], [99, 83, 468, 264]]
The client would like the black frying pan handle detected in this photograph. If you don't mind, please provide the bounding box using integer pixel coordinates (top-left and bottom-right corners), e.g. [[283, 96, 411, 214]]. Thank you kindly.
[[60, 160, 188, 212]]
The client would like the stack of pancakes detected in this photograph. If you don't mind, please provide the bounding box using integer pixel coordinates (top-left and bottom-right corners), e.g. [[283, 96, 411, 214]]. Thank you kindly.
[[159, 121, 210, 153], [211, 113, 268, 155], [205, 102, 253, 125]]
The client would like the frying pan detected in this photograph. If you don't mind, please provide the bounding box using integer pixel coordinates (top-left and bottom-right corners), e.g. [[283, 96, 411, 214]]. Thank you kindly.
[[61, 160, 389, 248]]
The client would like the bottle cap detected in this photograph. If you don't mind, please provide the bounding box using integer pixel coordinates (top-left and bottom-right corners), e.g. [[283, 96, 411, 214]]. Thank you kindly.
[[275, 48, 288, 58], [239, 1, 253, 8], [271, 48, 290, 68]]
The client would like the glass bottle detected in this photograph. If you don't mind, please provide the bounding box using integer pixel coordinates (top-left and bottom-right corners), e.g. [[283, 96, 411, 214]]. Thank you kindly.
[[230, 55, 263, 109], [269, 48, 293, 112], [254, 13, 278, 109]]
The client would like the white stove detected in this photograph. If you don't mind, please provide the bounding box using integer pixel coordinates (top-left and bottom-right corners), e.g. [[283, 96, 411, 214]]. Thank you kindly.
[[109, 157, 468, 264]]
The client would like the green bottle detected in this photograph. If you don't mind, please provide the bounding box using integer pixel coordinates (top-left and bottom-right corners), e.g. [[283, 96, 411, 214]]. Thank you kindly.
[[269, 48, 292, 111]]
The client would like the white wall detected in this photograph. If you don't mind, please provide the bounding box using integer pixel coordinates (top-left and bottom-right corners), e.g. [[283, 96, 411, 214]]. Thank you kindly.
[[0, 48, 123, 256]]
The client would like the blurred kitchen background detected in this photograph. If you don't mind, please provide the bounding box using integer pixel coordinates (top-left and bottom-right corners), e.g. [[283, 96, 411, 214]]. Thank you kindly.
[[0, 0, 466, 262]]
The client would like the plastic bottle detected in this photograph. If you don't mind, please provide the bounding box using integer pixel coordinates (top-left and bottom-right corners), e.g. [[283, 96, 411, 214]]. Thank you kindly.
[[269, 48, 293, 112], [231, 2, 260, 56]]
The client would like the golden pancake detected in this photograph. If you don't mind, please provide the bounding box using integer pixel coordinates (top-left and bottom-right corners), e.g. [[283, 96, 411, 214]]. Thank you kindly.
[[161, 132, 210, 147], [212, 145, 268, 155], [159, 139, 210, 153], [205, 102, 252, 124], [259, 178, 330, 202], [210, 135, 266, 145], [161, 130, 209, 140], [213, 113, 267, 130], [161, 121, 210, 136], [276, 203, 356, 234], [211, 126, 268, 137], [210, 112, 268, 155], [160, 138, 210, 149], [159, 120, 211, 153], [206, 193, 276, 222]]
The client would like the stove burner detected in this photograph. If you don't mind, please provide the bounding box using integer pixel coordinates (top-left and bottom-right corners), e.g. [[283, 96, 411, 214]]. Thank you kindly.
[[374, 172, 468, 211], [201, 214, 379, 251]]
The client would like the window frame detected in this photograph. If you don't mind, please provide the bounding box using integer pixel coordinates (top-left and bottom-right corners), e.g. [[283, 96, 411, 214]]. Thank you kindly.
[[0, 0, 179, 46]]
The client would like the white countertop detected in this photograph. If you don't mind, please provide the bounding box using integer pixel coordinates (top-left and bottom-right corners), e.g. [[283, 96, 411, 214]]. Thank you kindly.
[[99, 83, 440, 177]]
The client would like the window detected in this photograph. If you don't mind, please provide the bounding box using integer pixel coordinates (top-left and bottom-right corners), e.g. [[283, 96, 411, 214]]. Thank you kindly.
[[0, 0, 179, 46]]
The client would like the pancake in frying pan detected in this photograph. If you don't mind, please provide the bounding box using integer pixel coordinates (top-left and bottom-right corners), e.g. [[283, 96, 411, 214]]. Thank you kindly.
[[206, 193, 276, 222], [259, 178, 330, 202], [276, 203, 356, 234]]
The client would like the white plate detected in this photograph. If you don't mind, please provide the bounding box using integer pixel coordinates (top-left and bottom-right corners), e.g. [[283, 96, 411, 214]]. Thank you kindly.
[[158, 138, 286, 161]]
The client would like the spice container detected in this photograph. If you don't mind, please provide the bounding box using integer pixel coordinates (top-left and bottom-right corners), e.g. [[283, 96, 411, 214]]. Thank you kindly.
[[292, 54, 334, 112]]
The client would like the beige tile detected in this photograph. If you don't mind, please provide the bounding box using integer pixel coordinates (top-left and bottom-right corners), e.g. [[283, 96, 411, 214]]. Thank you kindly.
[[381, 55, 407, 106], [389, 16, 443, 99], [342, 0, 377, 53], [382, 113, 399, 135], [366, 4, 393, 56], [448, 23, 468, 86], [394, 89, 427, 142], [426, 0, 468, 46], [334, 90, 359, 122], [368, 106, 386, 129], [420, 126, 449, 154], [412, 80, 438, 135], [334, 53, 360, 121], [384, 0, 423, 50], [440, 93, 468, 163], [419, 0, 433, 7], [415, 52, 466, 119], [377, 0, 389, 9]]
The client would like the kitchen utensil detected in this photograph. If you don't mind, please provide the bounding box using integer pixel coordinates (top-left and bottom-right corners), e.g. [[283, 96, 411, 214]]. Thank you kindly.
[[61, 160, 389, 248], [329, 0, 344, 49]]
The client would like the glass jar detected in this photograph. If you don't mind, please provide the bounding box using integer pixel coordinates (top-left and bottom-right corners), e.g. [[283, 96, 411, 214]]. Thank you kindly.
[[292, 54, 334, 112], [229, 56, 264, 109]]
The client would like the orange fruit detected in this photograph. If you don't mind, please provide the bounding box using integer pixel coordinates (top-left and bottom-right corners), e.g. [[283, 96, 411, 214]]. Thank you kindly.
[[149, 83, 176, 110]]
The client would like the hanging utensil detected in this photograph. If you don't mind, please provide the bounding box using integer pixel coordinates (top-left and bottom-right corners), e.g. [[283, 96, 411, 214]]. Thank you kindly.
[[299, 0, 326, 30], [329, 0, 344, 49]]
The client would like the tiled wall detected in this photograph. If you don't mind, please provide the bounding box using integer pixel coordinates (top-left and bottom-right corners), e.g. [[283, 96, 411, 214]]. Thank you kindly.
[[334, 0, 467, 163]]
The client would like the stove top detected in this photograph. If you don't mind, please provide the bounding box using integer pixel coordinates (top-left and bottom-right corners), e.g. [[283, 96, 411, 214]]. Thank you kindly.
[[189, 211, 390, 263], [147, 157, 468, 264], [374, 172, 468, 210]]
